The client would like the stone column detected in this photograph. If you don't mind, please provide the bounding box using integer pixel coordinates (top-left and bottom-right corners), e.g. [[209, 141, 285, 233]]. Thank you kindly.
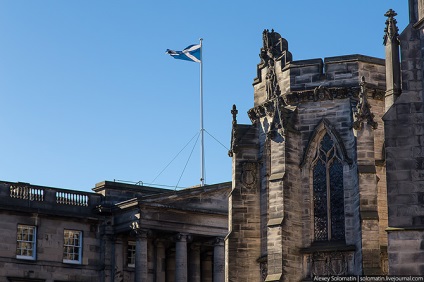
[[175, 233, 188, 282], [201, 251, 213, 282], [166, 248, 176, 282], [102, 223, 114, 282], [155, 239, 166, 282], [384, 9, 401, 111], [134, 229, 149, 282], [213, 238, 225, 282], [114, 237, 124, 281], [189, 243, 201, 282]]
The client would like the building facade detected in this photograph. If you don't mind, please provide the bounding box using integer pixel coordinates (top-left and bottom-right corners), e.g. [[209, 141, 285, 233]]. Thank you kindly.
[[0, 180, 230, 282], [226, 0, 424, 280], [3, 1, 424, 281]]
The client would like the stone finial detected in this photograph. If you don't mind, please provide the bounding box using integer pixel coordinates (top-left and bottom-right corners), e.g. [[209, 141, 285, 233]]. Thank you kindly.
[[231, 104, 238, 125], [384, 9, 399, 45], [384, 9, 401, 110], [353, 77, 378, 130], [259, 29, 291, 66], [229, 105, 238, 157]]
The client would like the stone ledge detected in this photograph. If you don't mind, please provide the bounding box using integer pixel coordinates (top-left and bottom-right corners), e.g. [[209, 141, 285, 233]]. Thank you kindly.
[[413, 17, 424, 29], [386, 226, 424, 232], [324, 54, 385, 66], [300, 241, 355, 253], [361, 211, 379, 220], [267, 218, 284, 227], [269, 172, 285, 181], [265, 273, 282, 282]]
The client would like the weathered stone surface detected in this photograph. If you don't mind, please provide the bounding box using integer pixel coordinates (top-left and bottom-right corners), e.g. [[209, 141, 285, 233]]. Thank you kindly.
[[0, 180, 231, 281]]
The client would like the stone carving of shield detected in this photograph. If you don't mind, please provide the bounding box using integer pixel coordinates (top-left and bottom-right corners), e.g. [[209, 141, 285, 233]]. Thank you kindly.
[[329, 253, 347, 275], [241, 162, 257, 187]]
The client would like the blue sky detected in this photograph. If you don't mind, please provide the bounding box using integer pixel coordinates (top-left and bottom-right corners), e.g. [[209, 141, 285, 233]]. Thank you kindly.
[[0, 1, 408, 191]]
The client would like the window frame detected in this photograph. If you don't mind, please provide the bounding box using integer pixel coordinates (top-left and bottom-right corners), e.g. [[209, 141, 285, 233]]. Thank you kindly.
[[62, 229, 83, 264], [127, 241, 136, 268], [16, 224, 37, 260], [311, 132, 345, 242]]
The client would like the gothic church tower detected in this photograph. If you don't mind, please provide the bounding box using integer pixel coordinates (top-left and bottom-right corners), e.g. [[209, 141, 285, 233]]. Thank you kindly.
[[226, 29, 389, 281]]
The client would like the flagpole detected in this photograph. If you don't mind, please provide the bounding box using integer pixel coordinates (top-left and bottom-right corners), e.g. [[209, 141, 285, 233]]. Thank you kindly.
[[200, 38, 205, 187]]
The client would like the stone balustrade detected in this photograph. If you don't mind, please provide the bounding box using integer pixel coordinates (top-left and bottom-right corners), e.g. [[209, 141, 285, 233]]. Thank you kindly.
[[56, 190, 89, 206], [10, 184, 44, 201], [0, 181, 102, 215]]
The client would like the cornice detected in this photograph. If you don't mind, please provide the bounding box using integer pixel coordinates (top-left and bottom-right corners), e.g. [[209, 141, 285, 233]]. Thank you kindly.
[[249, 85, 384, 122]]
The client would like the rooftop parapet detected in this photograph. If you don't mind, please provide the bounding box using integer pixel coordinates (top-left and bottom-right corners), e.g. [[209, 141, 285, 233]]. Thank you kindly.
[[285, 55, 385, 90], [0, 181, 102, 218], [253, 52, 385, 106]]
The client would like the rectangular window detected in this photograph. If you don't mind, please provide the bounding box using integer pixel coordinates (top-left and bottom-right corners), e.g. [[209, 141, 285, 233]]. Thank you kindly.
[[127, 241, 136, 267], [16, 224, 37, 260], [63, 229, 82, 264]]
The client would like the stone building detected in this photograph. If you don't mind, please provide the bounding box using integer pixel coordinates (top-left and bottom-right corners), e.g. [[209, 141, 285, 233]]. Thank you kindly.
[[385, 0, 424, 276], [0, 180, 230, 282], [226, 0, 424, 280], [4, 1, 424, 281]]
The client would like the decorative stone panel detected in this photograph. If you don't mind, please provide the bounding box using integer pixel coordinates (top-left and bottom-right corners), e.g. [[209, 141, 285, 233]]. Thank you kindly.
[[302, 251, 355, 279]]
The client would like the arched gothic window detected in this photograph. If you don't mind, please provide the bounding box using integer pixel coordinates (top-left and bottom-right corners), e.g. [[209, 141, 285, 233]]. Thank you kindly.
[[312, 133, 345, 242]]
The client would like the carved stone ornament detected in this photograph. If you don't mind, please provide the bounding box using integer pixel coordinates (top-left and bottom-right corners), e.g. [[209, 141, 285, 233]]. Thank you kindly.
[[266, 129, 275, 140], [255, 106, 265, 117], [381, 249, 388, 275], [175, 233, 192, 242], [259, 29, 291, 101], [247, 108, 258, 123], [314, 85, 334, 101], [130, 221, 139, 231], [353, 77, 378, 130], [383, 9, 399, 46], [214, 237, 224, 246], [228, 105, 238, 157], [260, 29, 287, 65], [285, 87, 359, 105], [264, 101, 274, 117], [241, 162, 257, 188], [265, 60, 280, 100], [311, 252, 348, 276]]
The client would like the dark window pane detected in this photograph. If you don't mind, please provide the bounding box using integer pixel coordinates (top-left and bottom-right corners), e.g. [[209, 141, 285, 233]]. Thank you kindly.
[[320, 133, 333, 153], [330, 159, 345, 240], [314, 160, 328, 241]]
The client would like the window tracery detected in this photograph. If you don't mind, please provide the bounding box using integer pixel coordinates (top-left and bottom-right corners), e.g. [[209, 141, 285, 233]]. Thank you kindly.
[[312, 133, 345, 241]]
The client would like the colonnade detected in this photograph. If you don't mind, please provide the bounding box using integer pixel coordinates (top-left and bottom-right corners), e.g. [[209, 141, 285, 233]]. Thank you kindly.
[[123, 230, 225, 282]]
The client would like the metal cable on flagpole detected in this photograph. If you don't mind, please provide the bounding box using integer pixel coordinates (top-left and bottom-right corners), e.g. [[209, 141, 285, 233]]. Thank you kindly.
[[200, 38, 205, 187]]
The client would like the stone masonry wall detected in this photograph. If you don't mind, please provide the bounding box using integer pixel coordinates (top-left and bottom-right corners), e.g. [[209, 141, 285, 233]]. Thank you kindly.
[[0, 211, 101, 282], [244, 28, 390, 279], [298, 99, 362, 276], [280, 130, 303, 281], [226, 125, 262, 282], [385, 4, 424, 274]]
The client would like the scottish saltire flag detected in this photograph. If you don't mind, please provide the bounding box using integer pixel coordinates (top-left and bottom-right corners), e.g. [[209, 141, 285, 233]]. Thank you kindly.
[[166, 44, 201, 63]]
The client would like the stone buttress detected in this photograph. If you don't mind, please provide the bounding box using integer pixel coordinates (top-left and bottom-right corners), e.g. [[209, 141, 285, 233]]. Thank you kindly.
[[384, 1, 424, 275]]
